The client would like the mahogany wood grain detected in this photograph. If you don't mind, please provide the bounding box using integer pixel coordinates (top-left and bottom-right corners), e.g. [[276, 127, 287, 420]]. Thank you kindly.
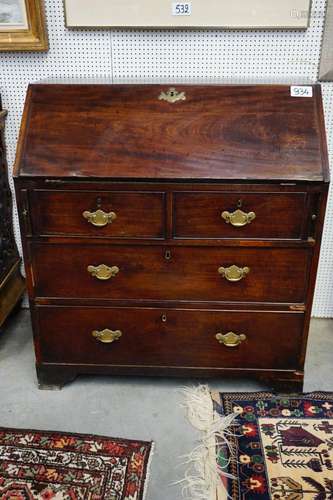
[[15, 84, 329, 182], [36, 364, 305, 391], [36, 306, 304, 370], [16, 179, 328, 194], [32, 297, 308, 311], [32, 243, 311, 303], [13, 83, 330, 390], [30, 190, 166, 238], [174, 191, 308, 240]]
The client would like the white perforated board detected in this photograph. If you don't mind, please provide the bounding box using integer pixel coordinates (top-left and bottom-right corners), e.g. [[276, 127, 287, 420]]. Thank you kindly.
[[0, 0, 332, 316]]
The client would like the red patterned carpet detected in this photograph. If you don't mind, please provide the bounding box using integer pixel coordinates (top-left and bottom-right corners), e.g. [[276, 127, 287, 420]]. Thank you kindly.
[[0, 427, 153, 499]]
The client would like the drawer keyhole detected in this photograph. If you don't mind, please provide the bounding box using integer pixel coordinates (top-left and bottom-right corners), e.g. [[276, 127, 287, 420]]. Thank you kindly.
[[164, 250, 172, 261], [161, 314, 167, 323]]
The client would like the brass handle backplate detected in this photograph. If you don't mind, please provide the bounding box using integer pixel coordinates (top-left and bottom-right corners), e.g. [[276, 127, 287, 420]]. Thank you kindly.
[[218, 265, 250, 282], [87, 264, 119, 281], [216, 331, 246, 347], [83, 209, 117, 227], [222, 209, 256, 227], [92, 329, 122, 344]]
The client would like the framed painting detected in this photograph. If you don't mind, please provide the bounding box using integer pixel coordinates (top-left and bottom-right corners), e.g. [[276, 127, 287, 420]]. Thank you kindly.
[[319, 0, 333, 81], [0, 0, 48, 51], [65, 0, 311, 29]]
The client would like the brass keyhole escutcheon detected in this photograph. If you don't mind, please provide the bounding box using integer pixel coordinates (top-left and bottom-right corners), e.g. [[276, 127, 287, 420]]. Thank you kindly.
[[161, 314, 167, 323], [165, 250, 172, 261], [158, 87, 186, 104]]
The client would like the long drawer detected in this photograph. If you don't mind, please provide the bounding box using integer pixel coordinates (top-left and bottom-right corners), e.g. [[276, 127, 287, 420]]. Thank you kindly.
[[37, 306, 303, 369], [32, 243, 311, 303], [30, 190, 166, 238], [174, 191, 308, 240]]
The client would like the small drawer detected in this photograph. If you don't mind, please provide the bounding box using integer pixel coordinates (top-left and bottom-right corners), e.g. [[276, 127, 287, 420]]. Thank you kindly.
[[32, 243, 311, 303], [174, 191, 308, 240], [37, 306, 303, 370], [30, 190, 166, 239]]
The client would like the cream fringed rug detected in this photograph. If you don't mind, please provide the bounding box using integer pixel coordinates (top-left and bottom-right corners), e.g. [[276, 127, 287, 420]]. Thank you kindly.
[[180, 385, 237, 500], [182, 386, 333, 500]]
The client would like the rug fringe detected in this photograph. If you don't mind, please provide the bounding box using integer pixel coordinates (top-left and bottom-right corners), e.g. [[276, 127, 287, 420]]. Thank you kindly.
[[142, 441, 155, 500], [178, 385, 238, 500]]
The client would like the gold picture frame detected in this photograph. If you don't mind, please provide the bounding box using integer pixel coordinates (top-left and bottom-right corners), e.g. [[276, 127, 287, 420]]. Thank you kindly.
[[0, 0, 48, 51]]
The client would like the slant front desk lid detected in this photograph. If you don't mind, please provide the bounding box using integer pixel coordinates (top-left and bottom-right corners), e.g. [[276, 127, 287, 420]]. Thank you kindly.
[[15, 84, 329, 182]]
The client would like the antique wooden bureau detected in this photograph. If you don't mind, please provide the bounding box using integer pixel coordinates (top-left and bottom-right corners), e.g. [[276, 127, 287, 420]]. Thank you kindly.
[[14, 83, 329, 390]]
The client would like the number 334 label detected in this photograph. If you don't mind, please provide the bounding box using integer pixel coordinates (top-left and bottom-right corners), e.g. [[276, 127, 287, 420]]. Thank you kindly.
[[172, 2, 192, 15]]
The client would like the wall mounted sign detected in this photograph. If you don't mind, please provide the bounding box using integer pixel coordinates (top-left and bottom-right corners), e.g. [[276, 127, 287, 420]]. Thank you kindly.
[[319, 0, 333, 81], [0, 0, 48, 51], [65, 0, 311, 29]]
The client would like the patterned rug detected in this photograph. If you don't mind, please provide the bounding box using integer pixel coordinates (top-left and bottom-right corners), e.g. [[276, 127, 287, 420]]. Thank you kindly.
[[0, 427, 153, 499], [213, 391, 333, 500]]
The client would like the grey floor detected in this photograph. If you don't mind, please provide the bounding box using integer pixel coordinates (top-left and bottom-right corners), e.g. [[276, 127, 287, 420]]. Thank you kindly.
[[0, 310, 332, 500]]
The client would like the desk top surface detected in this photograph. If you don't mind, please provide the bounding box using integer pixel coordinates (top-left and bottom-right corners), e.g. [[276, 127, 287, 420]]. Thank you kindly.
[[15, 83, 329, 183]]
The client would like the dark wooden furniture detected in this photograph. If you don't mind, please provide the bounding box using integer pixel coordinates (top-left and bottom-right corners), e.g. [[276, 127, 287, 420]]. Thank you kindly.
[[14, 84, 329, 390], [0, 106, 25, 328]]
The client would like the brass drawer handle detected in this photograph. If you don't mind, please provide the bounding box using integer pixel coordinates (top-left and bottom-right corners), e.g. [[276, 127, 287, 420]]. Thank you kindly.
[[87, 264, 119, 280], [221, 209, 256, 227], [218, 265, 250, 282], [216, 331, 246, 347], [92, 329, 122, 344], [83, 209, 117, 227]]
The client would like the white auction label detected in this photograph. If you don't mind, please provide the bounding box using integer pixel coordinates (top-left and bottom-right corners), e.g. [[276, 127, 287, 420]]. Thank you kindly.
[[172, 2, 192, 15], [290, 86, 313, 97]]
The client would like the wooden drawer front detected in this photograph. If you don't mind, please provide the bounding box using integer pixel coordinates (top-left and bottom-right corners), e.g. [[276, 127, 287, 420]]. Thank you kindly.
[[37, 306, 303, 370], [31, 190, 165, 238], [174, 192, 307, 239], [33, 244, 310, 303]]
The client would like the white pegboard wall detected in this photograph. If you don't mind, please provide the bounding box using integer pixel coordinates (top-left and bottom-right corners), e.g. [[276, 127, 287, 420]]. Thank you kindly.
[[312, 83, 333, 317], [111, 0, 326, 83], [0, 0, 112, 264], [0, 0, 332, 315]]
